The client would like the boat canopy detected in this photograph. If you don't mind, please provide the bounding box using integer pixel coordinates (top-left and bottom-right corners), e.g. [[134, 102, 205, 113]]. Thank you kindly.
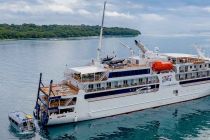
[[70, 66, 105, 75], [25, 114, 33, 119], [8, 112, 32, 124]]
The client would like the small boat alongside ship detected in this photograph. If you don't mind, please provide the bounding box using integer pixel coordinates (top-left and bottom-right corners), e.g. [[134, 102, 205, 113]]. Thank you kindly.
[[32, 2, 210, 126], [8, 111, 35, 134]]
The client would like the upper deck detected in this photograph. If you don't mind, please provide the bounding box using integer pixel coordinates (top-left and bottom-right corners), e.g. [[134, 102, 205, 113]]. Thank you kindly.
[[64, 53, 210, 86], [162, 53, 209, 64], [40, 83, 79, 97], [65, 57, 150, 83]]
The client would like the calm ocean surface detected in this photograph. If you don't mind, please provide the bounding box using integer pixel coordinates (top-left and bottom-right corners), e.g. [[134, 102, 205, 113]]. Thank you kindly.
[[1, 35, 210, 140]]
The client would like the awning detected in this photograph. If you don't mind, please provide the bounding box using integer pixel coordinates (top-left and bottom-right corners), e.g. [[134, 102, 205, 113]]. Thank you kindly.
[[70, 65, 105, 75]]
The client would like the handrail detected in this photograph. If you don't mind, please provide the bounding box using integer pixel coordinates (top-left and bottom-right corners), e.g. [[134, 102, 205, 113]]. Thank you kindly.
[[85, 80, 159, 93], [99, 70, 109, 81], [83, 70, 109, 91], [65, 98, 73, 106]]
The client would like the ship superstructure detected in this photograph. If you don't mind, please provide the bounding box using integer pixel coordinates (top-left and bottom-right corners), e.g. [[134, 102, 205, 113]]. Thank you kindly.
[[33, 2, 210, 126]]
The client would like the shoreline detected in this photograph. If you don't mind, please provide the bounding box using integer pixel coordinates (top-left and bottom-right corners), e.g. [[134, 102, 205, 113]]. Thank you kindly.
[[0, 35, 139, 41]]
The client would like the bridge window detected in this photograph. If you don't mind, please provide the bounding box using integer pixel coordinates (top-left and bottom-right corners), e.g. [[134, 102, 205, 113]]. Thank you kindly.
[[109, 69, 150, 78]]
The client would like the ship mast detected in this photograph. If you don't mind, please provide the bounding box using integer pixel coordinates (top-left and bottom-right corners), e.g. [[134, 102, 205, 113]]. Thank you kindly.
[[96, 1, 107, 65]]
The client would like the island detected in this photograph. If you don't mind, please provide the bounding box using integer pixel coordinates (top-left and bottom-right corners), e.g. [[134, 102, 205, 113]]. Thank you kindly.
[[0, 24, 141, 39]]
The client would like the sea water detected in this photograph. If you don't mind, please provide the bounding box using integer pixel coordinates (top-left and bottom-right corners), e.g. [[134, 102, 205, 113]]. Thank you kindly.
[[1, 35, 210, 140]]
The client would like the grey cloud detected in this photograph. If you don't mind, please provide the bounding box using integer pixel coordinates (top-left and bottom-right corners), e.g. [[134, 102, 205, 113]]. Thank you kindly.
[[1, 0, 210, 34]]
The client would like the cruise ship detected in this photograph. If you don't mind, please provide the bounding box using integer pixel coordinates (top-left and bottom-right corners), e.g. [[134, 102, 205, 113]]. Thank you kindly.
[[33, 2, 210, 126]]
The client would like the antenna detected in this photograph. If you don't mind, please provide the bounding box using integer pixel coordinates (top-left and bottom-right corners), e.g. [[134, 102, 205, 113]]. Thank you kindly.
[[154, 47, 159, 56], [120, 41, 134, 56], [97, 1, 107, 64]]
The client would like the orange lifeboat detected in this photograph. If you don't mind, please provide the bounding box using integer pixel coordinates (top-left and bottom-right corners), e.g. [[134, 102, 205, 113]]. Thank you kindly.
[[152, 61, 173, 72]]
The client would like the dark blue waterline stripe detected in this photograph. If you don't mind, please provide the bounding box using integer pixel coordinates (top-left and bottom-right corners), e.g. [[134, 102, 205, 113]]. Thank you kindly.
[[180, 77, 210, 85], [84, 84, 159, 99]]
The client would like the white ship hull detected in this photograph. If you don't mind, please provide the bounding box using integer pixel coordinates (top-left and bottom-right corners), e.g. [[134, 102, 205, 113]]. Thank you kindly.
[[33, 2, 210, 127], [47, 81, 210, 125]]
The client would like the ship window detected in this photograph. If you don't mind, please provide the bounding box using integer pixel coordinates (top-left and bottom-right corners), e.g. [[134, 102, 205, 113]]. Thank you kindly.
[[136, 60, 139, 64], [84, 84, 159, 99], [200, 65, 202, 68], [172, 59, 176, 63], [205, 64, 207, 67], [173, 90, 178, 96], [12, 120, 18, 125], [23, 122, 27, 126], [96, 83, 101, 89], [88, 84, 93, 89], [209, 64, 210, 68], [190, 66, 192, 69], [123, 80, 128, 85], [131, 79, 134, 85], [106, 82, 111, 87], [180, 77, 210, 85], [185, 66, 188, 71], [72, 97, 77, 102], [139, 78, 143, 83], [60, 108, 74, 114], [109, 69, 150, 78], [114, 81, 118, 87]]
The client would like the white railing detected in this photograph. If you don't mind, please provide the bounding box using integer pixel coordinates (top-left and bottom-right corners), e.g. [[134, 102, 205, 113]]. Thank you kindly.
[[85, 80, 159, 93], [65, 98, 73, 106], [83, 70, 109, 91]]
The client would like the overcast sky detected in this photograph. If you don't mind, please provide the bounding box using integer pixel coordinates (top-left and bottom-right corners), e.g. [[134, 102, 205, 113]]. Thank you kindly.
[[1, 0, 210, 35]]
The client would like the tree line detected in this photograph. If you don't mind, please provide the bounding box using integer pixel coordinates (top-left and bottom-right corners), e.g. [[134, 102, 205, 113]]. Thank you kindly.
[[0, 24, 141, 39]]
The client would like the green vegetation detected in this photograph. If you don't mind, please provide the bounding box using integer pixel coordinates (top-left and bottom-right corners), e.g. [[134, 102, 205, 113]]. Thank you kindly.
[[0, 24, 140, 39]]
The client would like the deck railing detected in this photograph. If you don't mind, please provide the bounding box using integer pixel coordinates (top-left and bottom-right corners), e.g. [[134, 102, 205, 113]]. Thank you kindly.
[[85, 80, 159, 93], [177, 72, 210, 81]]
